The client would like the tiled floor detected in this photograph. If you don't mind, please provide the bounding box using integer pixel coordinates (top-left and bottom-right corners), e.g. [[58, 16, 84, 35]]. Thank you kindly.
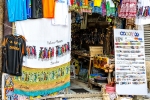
[[68, 79, 101, 93]]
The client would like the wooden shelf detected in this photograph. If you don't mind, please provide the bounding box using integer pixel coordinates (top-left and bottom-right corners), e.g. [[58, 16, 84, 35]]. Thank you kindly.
[[89, 79, 106, 89]]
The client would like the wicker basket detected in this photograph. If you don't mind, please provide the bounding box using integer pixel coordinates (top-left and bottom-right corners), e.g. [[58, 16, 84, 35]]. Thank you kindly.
[[102, 93, 110, 100]]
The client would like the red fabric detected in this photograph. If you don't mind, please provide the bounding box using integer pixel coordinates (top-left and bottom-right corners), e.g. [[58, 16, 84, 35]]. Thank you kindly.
[[106, 85, 116, 93], [119, 0, 137, 18], [71, 0, 74, 5]]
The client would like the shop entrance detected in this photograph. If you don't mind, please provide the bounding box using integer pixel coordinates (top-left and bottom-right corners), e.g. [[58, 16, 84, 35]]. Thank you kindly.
[[68, 13, 123, 94]]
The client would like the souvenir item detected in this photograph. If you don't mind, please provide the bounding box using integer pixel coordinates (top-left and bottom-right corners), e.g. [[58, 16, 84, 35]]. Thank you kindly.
[[13, 62, 70, 97], [119, 0, 137, 18], [52, 0, 69, 25], [137, 0, 150, 18], [26, 0, 31, 18], [2, 35, 26, 76], [31, 0, 43, 18], [42, 0, 55, 18], [114, 29, 147, 95], [6, 0, 27, 22]]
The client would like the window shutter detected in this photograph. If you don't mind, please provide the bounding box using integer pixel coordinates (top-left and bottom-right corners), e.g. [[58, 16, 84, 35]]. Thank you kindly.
[[144, 24, 150, 61]]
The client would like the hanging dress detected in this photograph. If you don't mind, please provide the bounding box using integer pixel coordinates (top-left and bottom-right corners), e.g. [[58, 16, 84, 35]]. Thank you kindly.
[[135, 0, 150, 25], [137, 0, 150, 18], [119, 0, 137, 19]]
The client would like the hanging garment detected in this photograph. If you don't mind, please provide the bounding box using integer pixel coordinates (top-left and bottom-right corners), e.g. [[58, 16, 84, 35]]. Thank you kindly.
[[42, 0, 55, 18], [2, 35, 27, 76], [102, 2, 106, 16], [6, 0, 27, 22], [26, 0, 31, 18], [137, 0, 150, 17], [106, 0, 115, 16], [119, 0, 137, 18], [94, 0, 102, 7], [135, 0, 150, 25], [52, 0, 69, 26], [31, 0, 43, 18], [84, 0, 88, 6], [90, 0, 102, 14], [15, 14, 71, 68], [80, 13, 87, 29]]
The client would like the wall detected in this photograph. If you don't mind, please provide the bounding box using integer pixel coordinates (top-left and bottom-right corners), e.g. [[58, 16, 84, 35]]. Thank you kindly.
[[0, 0, 4, 71]]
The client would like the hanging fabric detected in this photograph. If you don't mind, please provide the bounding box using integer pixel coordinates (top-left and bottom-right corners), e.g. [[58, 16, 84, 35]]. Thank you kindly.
[[42, 0, 55, 18], [2, 34, 27, 76], [31, 0, 43, 18], [52, 0, 70, 26], [6, 0, 27, 22], [135, 0, 150, 25], [119, 0, 137, 19], [80, 13, 87, 29], [26, 0, 31, 18]]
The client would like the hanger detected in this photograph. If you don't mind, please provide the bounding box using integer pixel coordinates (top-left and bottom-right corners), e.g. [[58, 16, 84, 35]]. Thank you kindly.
[[2, 22, 20, 36], [12, 23, 20, 36]]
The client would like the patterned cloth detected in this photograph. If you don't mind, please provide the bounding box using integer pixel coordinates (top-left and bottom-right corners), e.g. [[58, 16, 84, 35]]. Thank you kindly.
[[119, 0, 137, 18], [13, 62, 70, 97], [108, 93, 117, 100]]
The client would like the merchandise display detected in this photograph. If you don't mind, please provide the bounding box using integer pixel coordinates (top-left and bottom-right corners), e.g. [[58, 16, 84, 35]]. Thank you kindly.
[[15, 17, 71, 68], [31, 0, 43, 18], [52, 0, 69, 26], [13, 62, 70, 97], [2, 0, 150, 99], [26, 0, 31, 18], [114, 29, 147, 95], [2, 73, 68, 99], [6, 0, 140, 23], [6, 0, 27, 22], [42, 0, 55, 18], [135, 0, 150, 25], [119, 0, 137, 18], [93, 56, 109, 69], [2, 35, 27, 76]]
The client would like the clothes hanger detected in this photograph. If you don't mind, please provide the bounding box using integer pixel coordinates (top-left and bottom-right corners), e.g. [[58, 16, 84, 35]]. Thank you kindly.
[[12, 23, 20, 36]]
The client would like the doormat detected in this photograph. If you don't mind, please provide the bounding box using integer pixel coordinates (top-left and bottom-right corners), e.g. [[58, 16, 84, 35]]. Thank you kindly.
[[71, 88, 89, 93]]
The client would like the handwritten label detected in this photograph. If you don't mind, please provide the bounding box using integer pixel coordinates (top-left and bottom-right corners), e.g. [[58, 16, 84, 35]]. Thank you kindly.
[[19, 85, 29, 89], [56, 80, 65, 85], [51, 61, 59, 65], [47, 40, 63, 45]]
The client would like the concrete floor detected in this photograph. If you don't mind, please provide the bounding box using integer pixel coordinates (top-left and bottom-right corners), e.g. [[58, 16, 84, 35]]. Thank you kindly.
[[69, 79, 101, 93]]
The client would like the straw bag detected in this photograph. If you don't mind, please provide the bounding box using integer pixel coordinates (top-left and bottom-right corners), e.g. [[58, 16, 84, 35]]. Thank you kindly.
[[103, 93, 111, 100], [102, 86, 111, 100]]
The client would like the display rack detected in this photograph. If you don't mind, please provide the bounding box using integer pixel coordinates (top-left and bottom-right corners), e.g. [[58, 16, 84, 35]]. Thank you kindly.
[[89, 58, 115, 89], [88, 46, 103, 87]]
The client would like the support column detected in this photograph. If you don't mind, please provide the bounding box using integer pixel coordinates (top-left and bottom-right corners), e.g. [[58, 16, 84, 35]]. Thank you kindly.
[[0, 0, 4, 71]]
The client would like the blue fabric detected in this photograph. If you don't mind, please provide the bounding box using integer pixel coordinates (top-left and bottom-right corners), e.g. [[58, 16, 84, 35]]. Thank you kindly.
[[14, 82, 70, 97], [26, 0, 31, 18], [6, 0, 27, 22]]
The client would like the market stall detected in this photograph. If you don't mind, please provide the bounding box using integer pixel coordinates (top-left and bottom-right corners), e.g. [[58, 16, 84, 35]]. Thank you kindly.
[[1, 0, 150, 100]]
